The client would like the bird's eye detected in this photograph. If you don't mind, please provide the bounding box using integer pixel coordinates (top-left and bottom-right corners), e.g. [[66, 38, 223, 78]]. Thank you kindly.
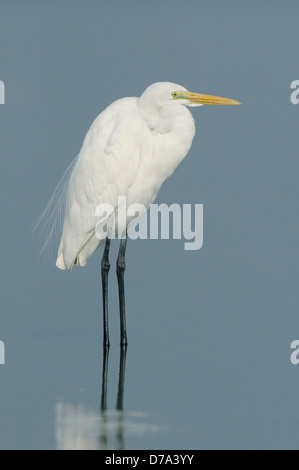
[[171, 92, 178, 98]]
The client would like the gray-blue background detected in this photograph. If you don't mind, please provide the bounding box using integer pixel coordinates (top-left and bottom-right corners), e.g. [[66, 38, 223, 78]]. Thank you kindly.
[[0, 0, 298, 449]]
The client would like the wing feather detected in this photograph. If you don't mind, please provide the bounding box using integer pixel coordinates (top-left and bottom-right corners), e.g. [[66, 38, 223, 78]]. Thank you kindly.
[[56, 97, 142, 270]]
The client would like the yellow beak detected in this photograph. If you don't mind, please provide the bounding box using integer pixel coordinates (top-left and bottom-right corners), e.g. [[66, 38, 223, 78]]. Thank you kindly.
[[180, 91, 241, 106]]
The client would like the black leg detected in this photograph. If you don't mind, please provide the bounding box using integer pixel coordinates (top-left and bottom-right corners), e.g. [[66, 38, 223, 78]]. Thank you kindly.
[[116, 345, 127, 410], [100, 345, 109, 411], [100, 345, 109, 449], [115, 344, 127, 450], [116, 235, 128, 346], [101, 237, 111, 347]]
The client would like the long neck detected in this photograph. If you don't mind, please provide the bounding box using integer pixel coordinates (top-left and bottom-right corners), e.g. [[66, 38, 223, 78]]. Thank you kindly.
[[138, 99, 192, 136], [139, 103, 196, 191], [137, 96, 161, 130]]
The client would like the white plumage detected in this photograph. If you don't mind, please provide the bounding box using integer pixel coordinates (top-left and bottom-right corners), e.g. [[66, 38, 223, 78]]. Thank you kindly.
[[55, 82, 240, 270]]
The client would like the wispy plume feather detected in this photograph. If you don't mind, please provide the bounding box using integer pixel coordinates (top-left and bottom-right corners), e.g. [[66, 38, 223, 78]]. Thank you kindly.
[[33, 156, 79, 261]]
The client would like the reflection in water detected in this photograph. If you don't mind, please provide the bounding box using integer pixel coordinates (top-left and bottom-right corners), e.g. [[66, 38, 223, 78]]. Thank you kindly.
[[55, 346, 162, 450], [99, 345, 127, 449]]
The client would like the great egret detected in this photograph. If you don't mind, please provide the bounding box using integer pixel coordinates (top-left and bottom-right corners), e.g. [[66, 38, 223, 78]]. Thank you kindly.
[[52, 82, 240, 347]]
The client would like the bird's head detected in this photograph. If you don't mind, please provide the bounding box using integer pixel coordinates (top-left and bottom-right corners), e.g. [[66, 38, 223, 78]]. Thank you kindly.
[[139, 81, 241, 110]]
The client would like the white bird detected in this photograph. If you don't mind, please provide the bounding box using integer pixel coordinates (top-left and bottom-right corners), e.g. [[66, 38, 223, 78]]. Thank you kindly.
[[52, 82, 240, 346]]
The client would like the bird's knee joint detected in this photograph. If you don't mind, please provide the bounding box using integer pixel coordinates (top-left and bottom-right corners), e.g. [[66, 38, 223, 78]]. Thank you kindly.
[[116, 259, 126, 273], [101, 260, 110, 272]]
